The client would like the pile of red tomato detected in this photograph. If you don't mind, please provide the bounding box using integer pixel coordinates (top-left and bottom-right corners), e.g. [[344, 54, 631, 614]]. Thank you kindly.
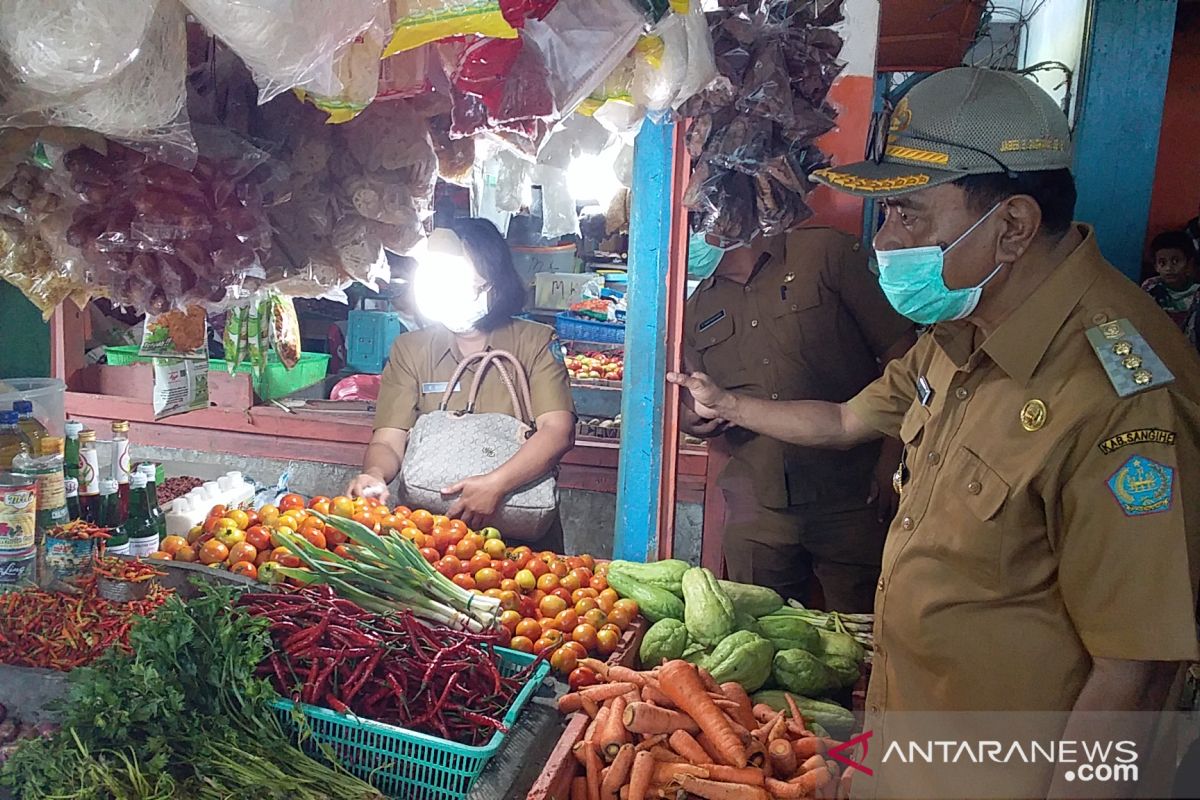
[[176, 493, 641, 680]]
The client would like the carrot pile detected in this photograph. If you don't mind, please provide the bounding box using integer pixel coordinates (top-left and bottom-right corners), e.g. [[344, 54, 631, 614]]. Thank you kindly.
[[556, 659, 856, 800]]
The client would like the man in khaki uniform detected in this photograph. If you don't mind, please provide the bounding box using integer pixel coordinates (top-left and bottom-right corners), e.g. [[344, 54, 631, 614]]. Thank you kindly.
[[683, 227, 915, 611], [670, 68, 1200, 798]]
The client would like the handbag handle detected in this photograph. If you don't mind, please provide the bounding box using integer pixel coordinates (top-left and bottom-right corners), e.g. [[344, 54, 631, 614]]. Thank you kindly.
[[437, 351, 490, 411], [468, 350, 536, 428]]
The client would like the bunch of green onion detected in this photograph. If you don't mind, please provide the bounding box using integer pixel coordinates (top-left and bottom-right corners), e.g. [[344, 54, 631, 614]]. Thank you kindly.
[[266, 513, 501, 633]]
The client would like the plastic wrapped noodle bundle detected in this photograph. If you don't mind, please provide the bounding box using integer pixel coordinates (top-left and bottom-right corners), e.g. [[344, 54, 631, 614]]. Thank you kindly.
[[182, 0, 381, 103], [0, 0, 155, 96], [298, 4, 391, 123]]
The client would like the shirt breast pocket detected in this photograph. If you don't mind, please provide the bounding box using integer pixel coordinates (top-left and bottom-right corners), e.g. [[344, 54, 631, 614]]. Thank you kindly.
[[937, 444, 1010, 581], [769, 283, 822, 347], [694, 312, 736, 358]]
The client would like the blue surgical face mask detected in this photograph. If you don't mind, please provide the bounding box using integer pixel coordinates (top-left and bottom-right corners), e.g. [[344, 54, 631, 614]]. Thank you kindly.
[[687, 232, 738, 279], [874, 202, 1006, 324]]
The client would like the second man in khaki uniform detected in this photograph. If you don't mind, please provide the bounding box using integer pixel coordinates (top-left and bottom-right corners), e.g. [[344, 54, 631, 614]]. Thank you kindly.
[[683, 227, 916, 612]]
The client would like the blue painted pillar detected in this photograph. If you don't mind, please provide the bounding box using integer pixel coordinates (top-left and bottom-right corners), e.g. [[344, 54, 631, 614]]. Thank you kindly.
[[1072, 0, 1177, 280], [613, 116, 675, 563]]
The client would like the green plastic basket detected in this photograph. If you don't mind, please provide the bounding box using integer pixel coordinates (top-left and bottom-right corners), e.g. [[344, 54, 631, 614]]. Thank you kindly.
[[270, 647, 549, 800], [104, 345, 330, 401]]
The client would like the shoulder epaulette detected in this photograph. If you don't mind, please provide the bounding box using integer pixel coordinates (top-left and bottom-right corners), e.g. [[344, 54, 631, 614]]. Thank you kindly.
[[1085, 318, 1175, 398]]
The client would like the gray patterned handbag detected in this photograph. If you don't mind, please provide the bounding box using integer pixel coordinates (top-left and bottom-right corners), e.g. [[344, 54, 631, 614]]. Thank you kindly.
[[399, 350, 558, 540]]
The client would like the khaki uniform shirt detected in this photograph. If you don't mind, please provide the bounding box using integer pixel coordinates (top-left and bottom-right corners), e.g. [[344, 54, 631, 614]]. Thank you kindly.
[[686, 227, 914, 507], [375, 319, 574, 431], [849, 225, 1200, 721]]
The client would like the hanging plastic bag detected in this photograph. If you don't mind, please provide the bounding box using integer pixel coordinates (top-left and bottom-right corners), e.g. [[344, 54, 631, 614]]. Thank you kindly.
[[631, 16, 689, 118], [182, 0, 381, 103], [2, 0, 196, 168], [675, 0, 717, 107], [268, 293, 302, 369], [0, 0, 156, 97], [152, 358, 210, 419], [534, 165, 578, 238], [385, 0, 518, 57], [298, 5, 391, 123], [522, 0, 646, 117]]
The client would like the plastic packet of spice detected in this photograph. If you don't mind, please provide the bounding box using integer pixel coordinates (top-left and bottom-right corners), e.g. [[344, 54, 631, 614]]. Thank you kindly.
[[151, 357, 209, 420], [139, 306, 208, 359]]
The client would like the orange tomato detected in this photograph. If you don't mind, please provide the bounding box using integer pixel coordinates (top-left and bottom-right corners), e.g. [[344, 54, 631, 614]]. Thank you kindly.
[[554, 609, 579, 632], [149, 550, 172, 560], [199, 539, 229, 565], [281, 509, 309, 527], [254, 551, 273, 567], [579, 554, 596, 571], [300, 515, 324, 531], [564, 556, 584, 571], [175, 544, 198, 563], [589, 575, 609, 592], [279, 493, 306, 512], [515, 569, 536, 591], [499, 578, 520, 593], [583, 608, 607, 629], [550, 647, 578, 674], [245, 526, 271, 552], [606, 607, 633, 630], [447, 519, 468, 536], [308, 495, 330, 509], [351, 511, 379, 531], [364, 496, 381, 509], [558, 572, 581, 593], [526, 558, 549, 579], [330, 496, 355, 518], [272, 546, 301, 569], [324, 524, 348, 547], [160, 535, 187, 555], [452, 573, 475, 590], [186, 525, 204, 545], [533, 630, 564, 652], [575, 597, 598, 616], [499, 609, 522, 632], [484, 588, 504, 600], [595, 626, 620, 656], [549, 560, 569, 579], [613, 598, 639, 618], [226, 509, 250, 530], [536, 573, 559, 593], [431, 514, 450, 529], [227, 542, 258, 565], [474, 567, 502, 591], [258, 504, 280, 526], [419, 547, 440, 564], [207, 504, 227, 520], [515, 618, 542, 640], [573, 588, 599, 602], [301, 528, 327, 550], [454, 537, 479, 561], [379, 514, 402, 530], [538, 594, 568, 618], [230, 561, 258, 579], [310, 499, 331, 515], [498, 589, 520, 611], [393, 505, 413, 518], [597, 589, 618, 613], [409, 509, 435, 534], [468, 552, 492, 574], [333, 544, 352, 559], [562, 640, 589, 661], [509, 635, 534, 654], [571, 623, 599, 651], [483, 539, 506, 559]]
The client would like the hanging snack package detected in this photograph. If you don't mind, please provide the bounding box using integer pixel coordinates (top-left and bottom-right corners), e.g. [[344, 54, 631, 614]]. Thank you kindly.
[[182, 0, 381, 103], [152, 357, 210, 419], [522, 0, 646, 117], [2, 0, 196, 169], [140, 306, 209, 359], [223, 303, 248, 371], [268, 293, 302, 369], [385, 0, 518, 57]]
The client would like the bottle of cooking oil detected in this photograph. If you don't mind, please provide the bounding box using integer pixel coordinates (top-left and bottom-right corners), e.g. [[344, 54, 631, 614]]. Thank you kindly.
[[13, 437, 69, 533], [11, 401, 45, 452], [0, 411, 32, 469]]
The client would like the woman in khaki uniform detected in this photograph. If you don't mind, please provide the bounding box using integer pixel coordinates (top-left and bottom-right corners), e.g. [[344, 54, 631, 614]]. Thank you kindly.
[[348, 219, 576, 548]]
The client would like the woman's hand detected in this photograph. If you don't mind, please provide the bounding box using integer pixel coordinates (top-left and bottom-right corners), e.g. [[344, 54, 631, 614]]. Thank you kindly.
[[442, 473, 507, 531], [347, 471, 390, 504]]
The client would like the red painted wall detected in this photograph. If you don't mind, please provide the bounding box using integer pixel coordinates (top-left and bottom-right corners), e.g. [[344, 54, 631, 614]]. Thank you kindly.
[[1146, 10, 1200, 253]]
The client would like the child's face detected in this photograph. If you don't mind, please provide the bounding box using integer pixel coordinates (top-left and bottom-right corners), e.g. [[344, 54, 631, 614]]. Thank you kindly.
[[1154, 247, 1196, 290]]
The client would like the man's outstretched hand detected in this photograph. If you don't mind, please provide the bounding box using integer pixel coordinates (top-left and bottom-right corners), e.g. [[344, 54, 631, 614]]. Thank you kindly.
[[667, 371, 731, 421]]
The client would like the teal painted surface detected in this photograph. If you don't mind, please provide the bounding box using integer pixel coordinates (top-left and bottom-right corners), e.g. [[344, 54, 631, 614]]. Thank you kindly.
[[613, 117, 674, 563], [0, 280, 49, 379], [1072, 0, 1177, 280]]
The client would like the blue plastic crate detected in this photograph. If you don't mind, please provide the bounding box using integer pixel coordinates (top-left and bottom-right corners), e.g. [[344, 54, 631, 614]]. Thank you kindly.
[[272, 647, 549, 800], [347, 310, 407, 374], [555, 311, 625, 344]]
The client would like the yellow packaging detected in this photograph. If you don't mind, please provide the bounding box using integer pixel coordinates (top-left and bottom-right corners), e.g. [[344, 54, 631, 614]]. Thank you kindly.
[[383, 0, 517, 57]]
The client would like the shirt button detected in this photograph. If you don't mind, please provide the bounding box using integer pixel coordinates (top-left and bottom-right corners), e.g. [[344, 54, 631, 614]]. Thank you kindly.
[[869, 704, 881, 715], [771, 393, 779, 400], [762, 358, 770, 365], [750, 319, 759, 328], [955, 387, 969, 400], [877, 576, 885, 591], [791, 304, 798, 311], [901, 516, 914, 530], [927, 451, 940, 465], [744, 285, 752, 293], [1092, 312, 1108, 324], [967, 480, 982, 495]]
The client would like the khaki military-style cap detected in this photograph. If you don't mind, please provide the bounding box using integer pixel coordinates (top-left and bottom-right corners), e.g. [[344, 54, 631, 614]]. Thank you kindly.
[[813, 67, 1073, 198]]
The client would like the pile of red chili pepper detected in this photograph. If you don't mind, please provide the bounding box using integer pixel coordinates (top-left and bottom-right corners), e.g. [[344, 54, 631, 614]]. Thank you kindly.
[[93, 556, 164, 582], [45, 520, 110, 541], [238, 586, 540, 746], [0, 576, 172, 670]]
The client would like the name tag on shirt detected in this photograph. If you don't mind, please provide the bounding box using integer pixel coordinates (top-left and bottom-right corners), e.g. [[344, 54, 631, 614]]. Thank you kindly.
[[698, 309, 726, 332], [421, 381, 460, 394], [917, 375, 933, 407]]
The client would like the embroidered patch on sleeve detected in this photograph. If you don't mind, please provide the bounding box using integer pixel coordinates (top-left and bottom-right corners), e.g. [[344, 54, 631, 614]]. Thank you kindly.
[[1097, 428, 1176, 455], [1106, 455, 1174, 516]]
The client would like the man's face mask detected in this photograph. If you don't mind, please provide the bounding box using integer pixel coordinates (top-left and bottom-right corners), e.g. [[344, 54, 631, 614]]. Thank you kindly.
[[874, 201, 1005, 324], [687, 232, 739, 279]]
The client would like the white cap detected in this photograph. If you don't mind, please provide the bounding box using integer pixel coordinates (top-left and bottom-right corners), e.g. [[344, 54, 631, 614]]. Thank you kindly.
[[130, 473, 147, 489]]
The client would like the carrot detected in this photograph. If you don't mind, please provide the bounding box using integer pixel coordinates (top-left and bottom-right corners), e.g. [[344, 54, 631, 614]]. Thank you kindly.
[[838, 766, 859, 800], [581, 695, 601, 719], [585, 742, 604, 800], [768, 739, 797, 779], [801, 754, 827, 774], [753, 704, 779, 723], [712, 698, 742, 713], [697, 765, 766, 786], [583, 682, 640, 702], [607, 665, 650, 686], [617, 787, 629, 800], [571, 776, 588, 800], [573, 741, 590, 766], [697, 668, 721, 693], [767, 716, 789, 744], [767, 767, 832, 798], [678, 774, 771, 800], [656, 661, 748, 768], [783, 693, 807, 736], [649, 745, 684, 763], [753, 710, 785, 743], [668, 730, 710, 765], [599, 695, 630, 761], [603, 744, 636, 799], [628, 750, 655, 800], [745, 737, 767, 768], [580, 657, 610, 677], [793, 738, 826, 759], [641, 683, 677, 708], [560, 693, 586, 713], [719, 682, 758, 731], [585, 706, 609, 746], [695, 732, 725, 765], [635, 733, 668, 752], [623, 702, 701, 736], [652, 763, 709, 785]]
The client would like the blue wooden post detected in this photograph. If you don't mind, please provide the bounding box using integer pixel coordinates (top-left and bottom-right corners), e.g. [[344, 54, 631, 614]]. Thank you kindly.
[[1072, 0, 1177, 280], [613, 116, 675, 563]]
